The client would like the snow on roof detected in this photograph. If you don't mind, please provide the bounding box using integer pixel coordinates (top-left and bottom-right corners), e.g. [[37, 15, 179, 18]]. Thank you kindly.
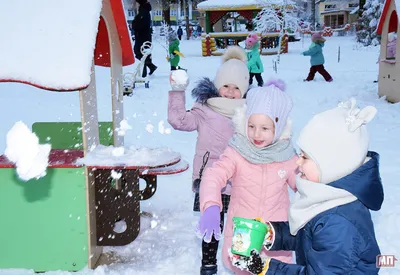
[[197, 0, 291, 11], [0, 0, 103, 91], [197, 0, 262, 10]]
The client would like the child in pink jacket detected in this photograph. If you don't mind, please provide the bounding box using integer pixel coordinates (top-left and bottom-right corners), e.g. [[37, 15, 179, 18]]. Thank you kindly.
[[168, 46, 250, 275], [198, 80, 298, 274]]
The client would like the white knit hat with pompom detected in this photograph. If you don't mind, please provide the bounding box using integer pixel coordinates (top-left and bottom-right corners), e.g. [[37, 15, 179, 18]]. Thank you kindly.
[[214, 46, 249, 97]]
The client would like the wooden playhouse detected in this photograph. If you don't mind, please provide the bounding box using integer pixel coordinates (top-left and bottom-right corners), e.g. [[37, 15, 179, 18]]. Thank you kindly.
[[0, 0, 188, 272], [197, 0, 290, 56], [376, 0, 400, 102]]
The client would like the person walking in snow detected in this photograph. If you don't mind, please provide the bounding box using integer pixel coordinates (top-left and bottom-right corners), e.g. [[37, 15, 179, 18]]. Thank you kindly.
[[198, 80, 298, 274], [132, 0, 157, 77], [302, 32, 333, 82], [245, 33, 264, 87], [168, 46, 250, 275], [167, 31, 184, 71], [231, 98, 383, 275], [177, 26, 183, 40]]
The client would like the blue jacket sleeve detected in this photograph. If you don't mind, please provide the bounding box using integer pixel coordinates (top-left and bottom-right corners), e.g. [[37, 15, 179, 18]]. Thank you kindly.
[[269, 222, 296, 251], [302, 46, 319, 56], [267, 215, 363, 275]]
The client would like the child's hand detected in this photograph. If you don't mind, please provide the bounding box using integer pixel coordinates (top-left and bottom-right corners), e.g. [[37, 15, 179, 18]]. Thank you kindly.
[[230, 250, 271, 275], [170, 70, 190, 91]]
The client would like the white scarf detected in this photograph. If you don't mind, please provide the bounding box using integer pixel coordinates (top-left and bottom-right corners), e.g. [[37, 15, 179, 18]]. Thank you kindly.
[[288, 175, 357, 235], [206, 98, 245, 118]]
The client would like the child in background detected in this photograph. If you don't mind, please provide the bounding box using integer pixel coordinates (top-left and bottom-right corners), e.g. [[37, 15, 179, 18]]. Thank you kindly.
[[245, 33, 264, 87], [167, 31, 184, 70], [231, 98, 383, 275], [198, 80, 298, 274], [302, 32, 333, 82], [168, 46, 250, 275]]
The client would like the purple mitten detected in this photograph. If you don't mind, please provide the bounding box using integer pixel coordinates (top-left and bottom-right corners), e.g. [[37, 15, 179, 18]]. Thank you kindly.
[[197, 205, 221, 243]]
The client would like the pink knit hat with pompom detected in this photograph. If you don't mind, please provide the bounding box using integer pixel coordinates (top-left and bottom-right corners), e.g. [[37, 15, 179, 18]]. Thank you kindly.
[[245, 33, 259, 49]]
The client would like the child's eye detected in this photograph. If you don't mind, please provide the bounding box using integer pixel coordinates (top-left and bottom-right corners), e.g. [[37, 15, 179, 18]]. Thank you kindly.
[[223, 85, 228, 88], [248, 125, 254, 129], [235, 87, 239, 90], [262, 127, 269, 131]]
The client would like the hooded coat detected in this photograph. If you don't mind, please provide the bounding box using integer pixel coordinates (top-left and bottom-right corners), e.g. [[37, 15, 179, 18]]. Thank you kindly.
[[132, 2, 152, 59], [302, 42, 325, 66], [167, 78, 235, 194], [265, 152, 383, 274], [247, 42, 264, 74], [199, 105, 298, 274]]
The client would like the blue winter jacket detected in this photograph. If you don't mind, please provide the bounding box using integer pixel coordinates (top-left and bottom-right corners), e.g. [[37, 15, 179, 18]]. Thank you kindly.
[[302, 42, 325, 66], [267, 151, 383, 275]]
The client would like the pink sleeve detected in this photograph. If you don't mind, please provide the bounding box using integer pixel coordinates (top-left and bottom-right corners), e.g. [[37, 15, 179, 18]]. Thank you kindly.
[[200, 147, 237, 212], [168, 90, 198, 131], [286, 155, 299, 192]]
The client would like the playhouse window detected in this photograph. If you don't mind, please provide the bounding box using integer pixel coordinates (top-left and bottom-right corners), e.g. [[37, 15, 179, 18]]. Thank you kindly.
[[386, 11, 398, 60]]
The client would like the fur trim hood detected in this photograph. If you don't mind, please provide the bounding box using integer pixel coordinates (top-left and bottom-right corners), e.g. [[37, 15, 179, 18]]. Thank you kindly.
[[191, 77, 220, 104], [232, 104, 293, 140]]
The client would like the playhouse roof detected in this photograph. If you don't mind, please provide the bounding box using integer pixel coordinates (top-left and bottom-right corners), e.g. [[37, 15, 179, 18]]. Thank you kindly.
[[377, 0, 400, 34], [0, 0, 134, 91], [197, 0, 263, 11]]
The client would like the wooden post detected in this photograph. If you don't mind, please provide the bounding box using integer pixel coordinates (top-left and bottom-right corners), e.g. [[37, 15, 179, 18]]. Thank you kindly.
[[205, 11, 211, 33]]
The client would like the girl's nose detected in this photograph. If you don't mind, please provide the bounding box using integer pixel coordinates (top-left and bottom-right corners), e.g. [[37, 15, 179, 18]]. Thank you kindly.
[[296, 157, 303, 166]]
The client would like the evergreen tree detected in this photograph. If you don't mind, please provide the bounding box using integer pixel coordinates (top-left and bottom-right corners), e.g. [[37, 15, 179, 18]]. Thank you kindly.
[[356, 0, 384, 46]]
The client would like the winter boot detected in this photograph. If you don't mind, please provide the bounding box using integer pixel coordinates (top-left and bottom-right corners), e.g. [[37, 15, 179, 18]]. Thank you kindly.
[[200, 265, 217, 275]]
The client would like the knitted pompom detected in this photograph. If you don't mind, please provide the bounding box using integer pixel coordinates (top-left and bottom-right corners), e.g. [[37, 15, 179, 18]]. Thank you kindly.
[[221, 46, 247, 64], [264, 79, 286, 91]]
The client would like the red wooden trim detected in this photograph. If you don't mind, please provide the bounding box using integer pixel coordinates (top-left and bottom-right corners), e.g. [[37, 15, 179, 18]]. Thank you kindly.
[[377, 0, 393, 34], [95, 0, 135, 67], [140, 161, 189, 175], [0, 79, 87, 92], [0, 149, 84, 169], [86, 158, 181, 170]]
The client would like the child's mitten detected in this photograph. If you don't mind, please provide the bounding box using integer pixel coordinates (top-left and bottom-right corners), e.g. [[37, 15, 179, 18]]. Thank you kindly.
[[196, 205, 221, 243], [231, 249, 271, 275]]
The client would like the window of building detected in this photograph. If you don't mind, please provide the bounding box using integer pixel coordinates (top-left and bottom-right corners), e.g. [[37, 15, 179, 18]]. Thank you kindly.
[[324, 4, 337, 9], [348, 3, 358, 8]]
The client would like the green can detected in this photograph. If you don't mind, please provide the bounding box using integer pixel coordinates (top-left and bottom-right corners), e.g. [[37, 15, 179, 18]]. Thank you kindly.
[[231, 217, 267, 257]]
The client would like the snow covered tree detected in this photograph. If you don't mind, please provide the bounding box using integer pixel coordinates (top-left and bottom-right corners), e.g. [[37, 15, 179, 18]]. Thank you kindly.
[[253, 0, 299, 34], [356, 0, 384, 46]]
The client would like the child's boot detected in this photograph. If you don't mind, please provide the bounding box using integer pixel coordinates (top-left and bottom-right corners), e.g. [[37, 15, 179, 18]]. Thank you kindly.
[[200, 265, 217, 275]]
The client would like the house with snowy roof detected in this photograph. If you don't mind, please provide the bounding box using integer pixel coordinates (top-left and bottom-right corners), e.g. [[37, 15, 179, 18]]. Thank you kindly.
[[376, 0, 399, 102]]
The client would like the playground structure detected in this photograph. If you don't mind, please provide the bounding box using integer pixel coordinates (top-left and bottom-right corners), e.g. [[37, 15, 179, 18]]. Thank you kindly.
[[299, 24, 352, 37], [376, 0, 400, 103], [0, 0, 188, 272], [197, 0, 290, 56]]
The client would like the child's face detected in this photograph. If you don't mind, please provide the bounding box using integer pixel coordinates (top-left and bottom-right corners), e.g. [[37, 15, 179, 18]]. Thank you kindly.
[[219, 84, 241, 99], [296, 151, 320, 182], [247, 114, 275, 148]]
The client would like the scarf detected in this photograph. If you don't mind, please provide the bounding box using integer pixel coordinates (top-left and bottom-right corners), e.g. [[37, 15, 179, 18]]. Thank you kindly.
[[228, 133, 295, 164], [206, 97, 245, 119], [288, 175, 357, 235]]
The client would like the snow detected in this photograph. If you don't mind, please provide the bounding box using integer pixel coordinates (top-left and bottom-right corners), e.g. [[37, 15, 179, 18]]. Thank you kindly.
[[1, 35, 400, 274], [0, 0, 102, 90], [197, 0, 262, 9], [76, 145, 181, 168], [116, 119, 132, 136], [4, 121, 51, 181]]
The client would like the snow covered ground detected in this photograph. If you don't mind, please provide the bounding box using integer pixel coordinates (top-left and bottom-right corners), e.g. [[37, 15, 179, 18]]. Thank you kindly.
[[0, 34, 399, 274]]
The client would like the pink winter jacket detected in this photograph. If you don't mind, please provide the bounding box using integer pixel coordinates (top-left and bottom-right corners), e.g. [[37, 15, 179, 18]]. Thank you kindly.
[[200, 146, 298, 273], [168, 90, 234, 193]]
